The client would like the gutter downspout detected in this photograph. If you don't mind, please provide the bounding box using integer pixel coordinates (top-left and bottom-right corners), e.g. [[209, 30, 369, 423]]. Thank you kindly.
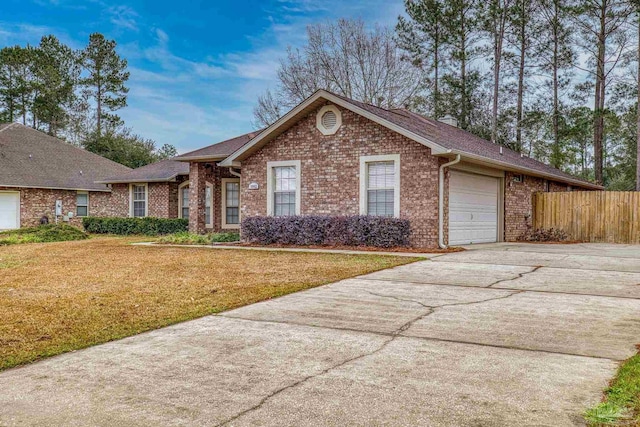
[[438, 154, 461, 249], [228, 167, 241, 178]]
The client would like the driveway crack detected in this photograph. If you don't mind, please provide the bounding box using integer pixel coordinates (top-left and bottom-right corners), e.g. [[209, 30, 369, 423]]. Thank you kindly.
[[215, 335, 395, 427], [217, 290, 522, 426], [365, 291, 431, 308], [487, 266, 542, 288], [365, 290, 524, 334]]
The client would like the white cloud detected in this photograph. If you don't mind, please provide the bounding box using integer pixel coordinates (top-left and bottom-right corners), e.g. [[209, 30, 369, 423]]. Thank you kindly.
[[108, 5, 138, 31]]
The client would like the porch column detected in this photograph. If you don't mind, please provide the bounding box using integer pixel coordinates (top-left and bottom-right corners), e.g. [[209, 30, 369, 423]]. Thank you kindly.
[[188, 162, 207, 234]]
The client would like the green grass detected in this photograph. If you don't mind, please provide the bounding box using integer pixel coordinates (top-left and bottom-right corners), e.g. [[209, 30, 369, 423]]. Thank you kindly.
[[585, 350, 640, 426], [156, 231, 240, 245], [0, 224, 89, 246]]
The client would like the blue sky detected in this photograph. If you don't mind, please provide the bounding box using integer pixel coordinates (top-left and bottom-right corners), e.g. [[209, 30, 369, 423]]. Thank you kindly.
[[0, 0, 405, 153]]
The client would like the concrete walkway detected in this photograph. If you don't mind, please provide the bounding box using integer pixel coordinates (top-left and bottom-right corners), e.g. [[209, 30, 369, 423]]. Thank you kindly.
[[2, 243, 640, 426]]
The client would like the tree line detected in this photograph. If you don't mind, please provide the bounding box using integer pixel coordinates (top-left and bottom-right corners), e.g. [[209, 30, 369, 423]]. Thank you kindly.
[[255, 2, 640, 190], [0, 33, 176, 168]]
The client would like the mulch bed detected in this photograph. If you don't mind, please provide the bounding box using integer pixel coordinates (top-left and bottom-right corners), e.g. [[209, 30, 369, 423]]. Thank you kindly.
[[230, 242, 465, 253]]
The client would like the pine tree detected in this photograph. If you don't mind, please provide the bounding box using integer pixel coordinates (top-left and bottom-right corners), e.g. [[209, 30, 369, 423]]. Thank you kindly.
[[572, 0, 633, 185], [481, 0, 515, 144], [80, 33, 129, 137], [442, 0, 481, 130], [397, 0, 447, 118], [32, 35, 79, 136]]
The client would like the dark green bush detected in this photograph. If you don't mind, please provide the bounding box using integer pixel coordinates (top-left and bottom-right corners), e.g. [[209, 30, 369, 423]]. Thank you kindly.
[[156, 232, 240, 245], [210, 232, 240, 243], [82, 217, 188, 236], [0, 224, 89, 245]]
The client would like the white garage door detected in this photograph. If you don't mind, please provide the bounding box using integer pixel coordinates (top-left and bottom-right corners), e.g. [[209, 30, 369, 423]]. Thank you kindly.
[[0, 192, 20, 230], [449, 171, 499, 245]]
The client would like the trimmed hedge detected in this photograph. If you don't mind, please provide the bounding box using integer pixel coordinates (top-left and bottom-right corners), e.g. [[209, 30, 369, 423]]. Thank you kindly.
[[241, 215, 411, 248], [82, 217, 188, 236]]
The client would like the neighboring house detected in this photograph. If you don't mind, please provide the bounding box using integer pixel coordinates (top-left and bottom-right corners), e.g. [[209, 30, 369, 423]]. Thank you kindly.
[[171, 90, 601, 247], [0, 123, 131, 230]]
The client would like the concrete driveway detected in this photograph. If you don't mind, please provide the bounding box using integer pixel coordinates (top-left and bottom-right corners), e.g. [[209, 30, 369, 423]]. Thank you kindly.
[[2, 243, 640, 426]]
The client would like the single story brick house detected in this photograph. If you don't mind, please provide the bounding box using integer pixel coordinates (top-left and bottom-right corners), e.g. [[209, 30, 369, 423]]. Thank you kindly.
[[168, 90, 601, 247], [1, 90, 602, 247], [0, 123, 131, 229]]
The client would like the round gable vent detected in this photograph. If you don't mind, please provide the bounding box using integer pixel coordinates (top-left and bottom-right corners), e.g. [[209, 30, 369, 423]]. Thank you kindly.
[[321, 110, 337, 129], [316, 105, 342, 135]]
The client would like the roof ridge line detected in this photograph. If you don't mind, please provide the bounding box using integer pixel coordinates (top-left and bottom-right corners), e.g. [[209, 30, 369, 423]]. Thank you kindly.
[[0, 122, 18, 133]]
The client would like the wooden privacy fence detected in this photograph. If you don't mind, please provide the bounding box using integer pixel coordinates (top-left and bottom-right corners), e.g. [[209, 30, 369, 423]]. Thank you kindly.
[[533, 191, 640, 244]]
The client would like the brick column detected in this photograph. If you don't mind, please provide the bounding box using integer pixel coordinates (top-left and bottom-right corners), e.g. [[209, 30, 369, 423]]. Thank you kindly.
[[188, 162, 207, 233]]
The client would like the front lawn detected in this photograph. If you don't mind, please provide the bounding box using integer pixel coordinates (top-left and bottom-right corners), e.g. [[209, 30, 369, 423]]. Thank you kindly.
[[0, 236, 418, 370]]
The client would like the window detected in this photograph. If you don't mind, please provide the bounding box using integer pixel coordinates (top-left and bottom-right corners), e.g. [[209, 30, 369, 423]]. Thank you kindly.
[[222, 178, 240, 228], [130, 184, 147, 218], [178, 182, 189, 219], [76, 192, 88, 217], [205, 182, 213, 228], [267, 160, 301, 216], [359, 155, 400, 218]]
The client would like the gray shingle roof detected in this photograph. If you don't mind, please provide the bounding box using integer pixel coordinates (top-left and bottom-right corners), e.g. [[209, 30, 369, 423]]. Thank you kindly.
[[330, 93, 601, 189], [97, 158, 190, 183], [174, 130, 265, 161], [0, 123, 131, 191]]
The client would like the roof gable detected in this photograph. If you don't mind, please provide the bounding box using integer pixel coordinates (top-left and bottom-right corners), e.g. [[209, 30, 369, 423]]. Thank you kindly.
[[219, 90, 601, 189], [0, 123, 131, 191], [219, 90, 449, 166]]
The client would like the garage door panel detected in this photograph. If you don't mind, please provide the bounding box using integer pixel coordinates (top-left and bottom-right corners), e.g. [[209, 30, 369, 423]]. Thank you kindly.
[[449, 171, 499, 245], [0, 192, 20, 230]]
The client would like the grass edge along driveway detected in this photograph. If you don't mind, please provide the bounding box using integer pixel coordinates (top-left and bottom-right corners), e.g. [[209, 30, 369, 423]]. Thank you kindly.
[[0, 236, 421, 371], [585, 349, 640, 426]]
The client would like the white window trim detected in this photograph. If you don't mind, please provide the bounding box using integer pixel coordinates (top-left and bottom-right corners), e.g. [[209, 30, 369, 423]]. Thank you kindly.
[[316, 104, 342, 135], [76, 191, 89, 217], [178, 181, 190, 219], [359, 154, 401, 218], [129, 183, 148, 218], [221, 178, 241, 229], [267, 160, 301, 216], [205, 182, 214, 229]]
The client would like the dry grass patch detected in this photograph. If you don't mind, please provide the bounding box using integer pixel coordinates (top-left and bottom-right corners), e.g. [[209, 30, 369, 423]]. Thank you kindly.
[[0, 236, 418, 370]]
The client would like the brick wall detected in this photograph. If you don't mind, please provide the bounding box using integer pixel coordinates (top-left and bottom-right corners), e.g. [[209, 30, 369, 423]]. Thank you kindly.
[[0, 186, 117, 228], [188, 162, 235, 233], [240, 104, 444, 247], [107, 180, 187, 219], [1, 180, 187, 230], [503, 173, 587, 241], [503, 173, 547, 241]]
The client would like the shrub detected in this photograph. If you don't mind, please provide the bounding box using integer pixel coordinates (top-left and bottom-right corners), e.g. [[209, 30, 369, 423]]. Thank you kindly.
[[241, 215, 411, 248], [210, 232, 240, 243], [519, 228, 569, 242], [82, 217, 188, 236], [156, 232, 210, 245], [156, 231, 240, 245], [0, 224, 89, 245]]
